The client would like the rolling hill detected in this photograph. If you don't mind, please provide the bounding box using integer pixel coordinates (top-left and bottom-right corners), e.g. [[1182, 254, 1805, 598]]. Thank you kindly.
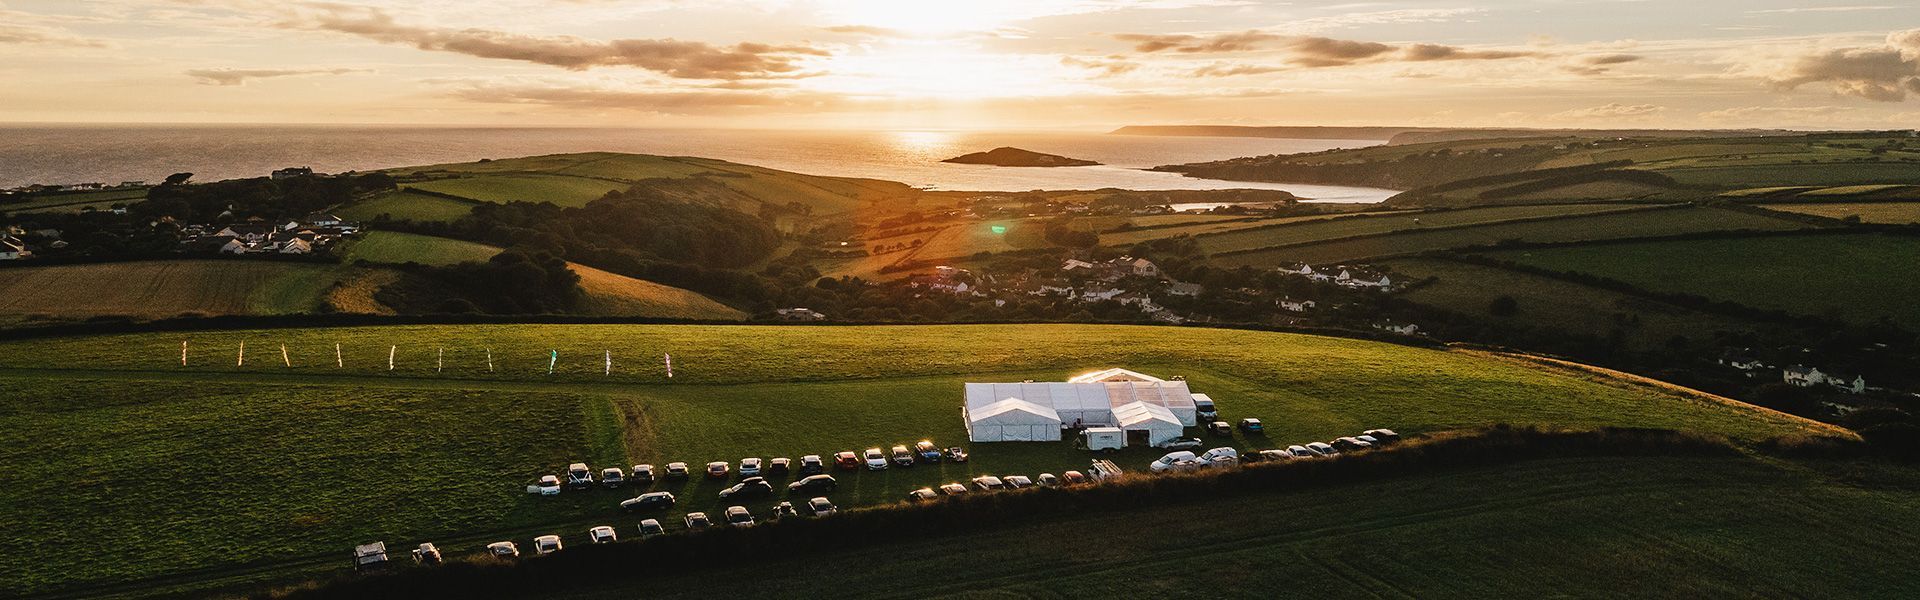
[[0, 323, 1838, 597]]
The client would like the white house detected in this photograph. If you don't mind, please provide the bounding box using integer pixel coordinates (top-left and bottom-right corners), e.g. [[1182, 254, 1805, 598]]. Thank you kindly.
[[1129, 258, 1160, 278], [1280, 299, 1316, 313], [219, 239, 252, 254], [1061, 259, 1095, 272], [1782, 365, 1826, 387], [1081, 288, 1125, 302], [1166, 282, 1203, 297], [278, 238, 313, 255]]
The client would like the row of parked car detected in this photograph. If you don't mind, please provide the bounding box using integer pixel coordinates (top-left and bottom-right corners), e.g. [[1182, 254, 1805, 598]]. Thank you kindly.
[[1150, 429, 1400, 473], [482, 495, 845, 559], [530, 441, 970, 496]]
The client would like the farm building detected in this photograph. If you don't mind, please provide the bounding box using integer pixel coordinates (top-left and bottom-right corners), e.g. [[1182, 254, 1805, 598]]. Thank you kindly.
[[963, 369, 1201, 443]]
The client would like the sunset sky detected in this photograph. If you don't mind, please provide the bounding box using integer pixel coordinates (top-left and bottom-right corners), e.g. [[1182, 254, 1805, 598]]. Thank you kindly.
[[4, 0, 1919, 130]]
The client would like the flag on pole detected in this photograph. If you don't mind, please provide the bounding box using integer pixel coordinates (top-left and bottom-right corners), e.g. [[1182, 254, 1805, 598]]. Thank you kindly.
[[237, 341, 245, 367], [181, 340, 188, 367], [389, 345, 397, 371], [548, 350, 558, 375], [437, 347, 444, 373], [664, 353, 673, 378], [281, 344, 291, 367], [486, 348, 494, 373], [335, 343, 343, 368], [604, 350, 611, 376]]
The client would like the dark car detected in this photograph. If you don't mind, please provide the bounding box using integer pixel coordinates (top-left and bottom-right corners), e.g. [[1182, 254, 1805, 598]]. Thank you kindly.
[[1362, 429, 1401, 444], [915, 440, 942, 463], [944, 447, 969, 462], [630, 464, 655, 486], [804, 496, 837, 517], [890, 445, 915, 467], [637, 519, 665, 539], [1161, 437, 1203, 450], [788, 474, 838, 495], [619, 491, 675, 512], [663, 462, 690, 480], [1331, 437, 1374, 452], [799, 455, 826, 475], [718, 477, 774, 500], [1239, 418, 1264, 433], [768, 457, 792, 476], [1208, 421, 1232, 436], [684, 512, 713, 531], [771, 501, 799, 520]]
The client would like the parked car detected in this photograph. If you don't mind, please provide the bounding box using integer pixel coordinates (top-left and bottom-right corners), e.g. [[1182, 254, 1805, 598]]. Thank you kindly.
[[533, 535, 563, 555], [683, 512, 713, 531], [768, 457, 791, 475], [664, 462, 690, 480], [1150, 451, 1200, 473], [739, 457, 763, 477], [771, 501, 799, 520], [1286, 445, 1315, 458], [944, 446, 969, 462], [1332, 437, 1373, 452], [619, 491, 676, 512], [1037, 473, 1061, 488], [725, 505, 756, 527], [1061, 471, 1088, 486], [971, 475, 1006, 490], [349, 541, 381, 571], [566, 463, 594, 489], [1356, 434, 1382, 446], [1198, 447, 1239, 466], [706, 461, 730, 479], [939, 482, 969, 496], [800, 454, 827, 475], [788, 474, 838, 495], [1161, 437, 1203, 450], [599, 467, 625, 489], [1238, 418, 1264, 433], [907, 487, 938, 501], [536, 475, 562, 496], [805, 496, 837, 516], [915, 440, 942, 462], [719, 477, 774, 500], [863, 448, 888, 470], [1207, 422, 1232, 436], [1304, 442, 1339, 456], [631, 464, 655, 486], [1257, 449, 1292, 462], [486, 541, 519, 559], [834, 451, 861, 471], [1362, 428, 1401, 444], [1004, 475, 1034, 489], [637, 519, 665, 540], [411, 542, 442, 565], [588, 526, 617, 544], [890, 445, 915, 467]]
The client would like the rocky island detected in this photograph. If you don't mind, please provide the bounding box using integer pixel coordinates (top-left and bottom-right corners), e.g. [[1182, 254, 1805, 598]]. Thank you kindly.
[[942, 147, 1100, 167]]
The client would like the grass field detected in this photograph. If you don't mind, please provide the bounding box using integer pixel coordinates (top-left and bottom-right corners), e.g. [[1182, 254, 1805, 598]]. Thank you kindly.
[[0, 260, 354, 324], [403, 175, 629, 207], [1195, 204, 1648, 255], [1384, 257, 1766, 350], [556, 455, 1920, 599], [1213, 206, 1808, 267], [1758, 202, 1920, 224], [340, 232, 744, 320], [0, 324, 1833, 596], [1098, 213, 1385, 247], [1483, 233, 1920, 329], [333, 191, 479, 223], [0, 188, 147, 214], [1662, 162, 1920, 188]]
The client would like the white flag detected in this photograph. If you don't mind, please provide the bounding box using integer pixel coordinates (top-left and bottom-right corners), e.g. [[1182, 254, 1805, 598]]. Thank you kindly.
[[181, 340, 188, 367], [335, 343, 342, 368], [604, 350, 611, 376], [664, 353, 673, 378], [280, 344, 291, 367], [237, 341, 245, 367], [389, 345, 397, 371]]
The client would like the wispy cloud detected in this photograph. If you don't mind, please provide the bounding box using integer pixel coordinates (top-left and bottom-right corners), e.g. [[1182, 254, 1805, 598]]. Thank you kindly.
[[1114, 31, 1539, 68], [185, 67, 369, 86], [1553, 102, 1665, 119], [1766, 29, 1920, 101]]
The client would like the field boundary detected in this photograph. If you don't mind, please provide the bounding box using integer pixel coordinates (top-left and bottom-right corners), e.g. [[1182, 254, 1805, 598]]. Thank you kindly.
[[1204, 203, 1682, 259]]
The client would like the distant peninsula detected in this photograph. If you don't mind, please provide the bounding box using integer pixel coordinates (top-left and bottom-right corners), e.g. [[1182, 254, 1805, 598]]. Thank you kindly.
[[942, 147, 1100, 167]]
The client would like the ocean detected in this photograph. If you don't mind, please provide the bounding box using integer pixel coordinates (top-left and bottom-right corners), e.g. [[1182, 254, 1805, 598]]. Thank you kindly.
[[0, 125, 1399, 202]]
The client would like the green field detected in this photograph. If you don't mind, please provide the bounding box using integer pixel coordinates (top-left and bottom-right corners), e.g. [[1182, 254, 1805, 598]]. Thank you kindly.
[[1384, 257, 1766, 351], [0, 324, 1833, 596], [1663, 162, 1920, 188], [333, 190, 479, 223], [403, 174, 629, 207], [0, 260, 354, 325], [552, 455, 1920, 599], [1196, 204, 1649, 255], [0, 188, 147, 214], [1483, 233, 1920, 329], [1758, 202, 1920, 224], [1213, 206, 1809, 267], [1098, 213, 1383, 247], [340, 231, 502, 266]]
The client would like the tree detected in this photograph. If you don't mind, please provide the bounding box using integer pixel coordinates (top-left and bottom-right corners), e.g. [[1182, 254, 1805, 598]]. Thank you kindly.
[[1488, 295, 1519, 317], [163, 172, 193, 186]]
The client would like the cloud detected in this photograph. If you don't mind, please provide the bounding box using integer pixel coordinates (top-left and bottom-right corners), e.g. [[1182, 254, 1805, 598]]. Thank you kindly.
[[1766, 30, 1920, 101], [1060, 56, 1139, 77], [442, 82, 849, 114], [821, 25, 904, 37], [1552, 103, 1665, 119], [185, 67, 368, 86], [1188, 62, 1287, 77], [285, 5, 828, 79], [1747, 5, 1897, 14], [1113, 31, 1535, 68], [0, 20, 108, 48], [1698, 105, 1854, 122], [1563, 53, 1643, 75]]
